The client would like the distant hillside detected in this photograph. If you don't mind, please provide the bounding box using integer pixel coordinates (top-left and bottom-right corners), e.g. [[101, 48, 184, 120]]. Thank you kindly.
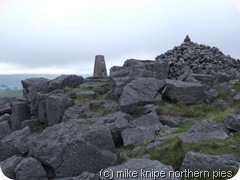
[[0, 74, 91, 98]]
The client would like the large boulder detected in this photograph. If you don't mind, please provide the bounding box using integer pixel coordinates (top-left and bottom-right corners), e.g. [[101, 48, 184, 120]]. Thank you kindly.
[[121, 112, 165, 146], [180, 152, 239, 178], [0, 127, 32, 161], [48, 74, 84, 92], [62, 105, 83, 122], [21, 78, 49, 115], [96, 158, 178, 180], [110, 59, 169, 97], [10, 101, 31, 130], [0, 155, 24, 179], [0, 97, 17, 115], [0, 113, 10, 122], [46, 93, 73, 126], [0, 120, 12, 140], [28, 120, 118, 178], [225, 114, 240, 132], [163, 80, 207, 104], [120, 78, 165, 113], [179, 119, 229, 143], [14, 157, 48, 180]]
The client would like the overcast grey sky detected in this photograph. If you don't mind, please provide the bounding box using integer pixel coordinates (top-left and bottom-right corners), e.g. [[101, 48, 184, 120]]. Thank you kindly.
[[0, 0, 240, 75]]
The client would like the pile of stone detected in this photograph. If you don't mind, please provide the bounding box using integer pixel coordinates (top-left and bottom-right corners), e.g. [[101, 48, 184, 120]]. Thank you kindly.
[[155, 36, 240, 79]]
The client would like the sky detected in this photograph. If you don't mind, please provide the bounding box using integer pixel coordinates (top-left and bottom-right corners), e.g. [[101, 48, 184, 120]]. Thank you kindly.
[[0, 0, 240, 75]]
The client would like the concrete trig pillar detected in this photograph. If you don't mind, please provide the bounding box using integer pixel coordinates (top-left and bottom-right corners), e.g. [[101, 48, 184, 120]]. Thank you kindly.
[[93, 55, 108, 77]]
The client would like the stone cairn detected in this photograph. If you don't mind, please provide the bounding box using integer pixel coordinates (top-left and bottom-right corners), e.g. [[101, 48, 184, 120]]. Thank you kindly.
[[155, 36, 240, 79], [93, 55, 108, 78]]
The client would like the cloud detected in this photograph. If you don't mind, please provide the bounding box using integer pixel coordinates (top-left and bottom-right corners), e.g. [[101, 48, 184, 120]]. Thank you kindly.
[[0, 0, 240, 74]]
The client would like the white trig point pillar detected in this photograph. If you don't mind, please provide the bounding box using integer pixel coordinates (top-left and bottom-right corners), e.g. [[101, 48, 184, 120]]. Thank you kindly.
[[93, 55, 108, 77]]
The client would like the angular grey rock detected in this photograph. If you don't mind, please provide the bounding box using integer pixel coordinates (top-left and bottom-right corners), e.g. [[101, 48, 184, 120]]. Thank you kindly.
[[164, 80, 207, 105], [46, 93, 73, 126], [189, 73, 214, 87], [144, 104, 158, 114], [180, 152, 239, 174], [21, 78, 49, 114], [159, 115, 182, 127], [132, 112, 164, 131], [121, 128, 155, 146], [110, 59, 169, 97], [28, 121, 118, 178], [212, 72, 232, 85], [62, 105, 82, 122], [21, 118, 41, 130], [103, 112, 133, 146], [10, 101, 31, 130], [213, 82, 232, 96], [0, 126, 32, 161], [205, 88, 218, 101], [225, 114, 240, 132], [0, 113, 10, 122], [233, 93, 240, 101], [0, 155, 24, 179], [179, 120, 229, 143], [120, 78, 165, 113], [48, 74, 84, 92], [0, 97, 17, 115], [97, 158, 178, 180], [14, 157, 48, 180], [121, 112, 165, 146], [0, 120, 12, 140]]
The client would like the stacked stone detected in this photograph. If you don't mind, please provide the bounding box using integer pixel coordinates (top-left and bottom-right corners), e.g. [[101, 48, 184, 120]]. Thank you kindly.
[[155, 36, 240, 79]]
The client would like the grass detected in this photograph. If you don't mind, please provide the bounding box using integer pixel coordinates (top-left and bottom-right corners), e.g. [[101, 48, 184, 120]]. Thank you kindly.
[[0, 90, 23, 98], [157, 101, 240, 124], [149, 133, 240, 171], [32, 124, 47, 134], [231, 82, 240, 90]]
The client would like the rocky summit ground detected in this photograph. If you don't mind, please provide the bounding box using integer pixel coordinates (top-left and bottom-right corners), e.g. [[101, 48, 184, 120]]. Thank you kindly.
[[0, 37, 240, 180]]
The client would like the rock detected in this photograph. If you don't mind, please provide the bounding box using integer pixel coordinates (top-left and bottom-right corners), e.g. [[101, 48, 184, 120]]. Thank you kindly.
[[48, 74, 84, 92], [184, 35, 191, 42], [205, 88, 218, 101], [0, 155, 24, 179], [121, 127, 155, 147], [110, 59, 169, 97], [0, 97, 17, 115], [97, 158, 178, 180], [14, 157, 48, 180], [189, 73, 213, 87], [163, 80, 207, 105], [144, 104, 158, 114], [62, 105, 82, 122], [21, 118, 41, 130], [21, 78, 49, 114], [120, 78, 165, 113], [159, 115, 182, 127], [0, 113, 10, 122], [233, 93, 240, 101], [52, 172, 95, 180], [225, 114, 240, 132], [0, 120, 12, 140], [103, 112, 133, 147], [155, 37, 240, 79], [46, 93, 73, 126], [10, 101, 31, 130], [132, 112, 164, 131], [213, 82, 232, 96], [180, 152, 239, 175], [179, 120, 229, 143], [28, 121, 118, 178], [0, 126, 32, 161]]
